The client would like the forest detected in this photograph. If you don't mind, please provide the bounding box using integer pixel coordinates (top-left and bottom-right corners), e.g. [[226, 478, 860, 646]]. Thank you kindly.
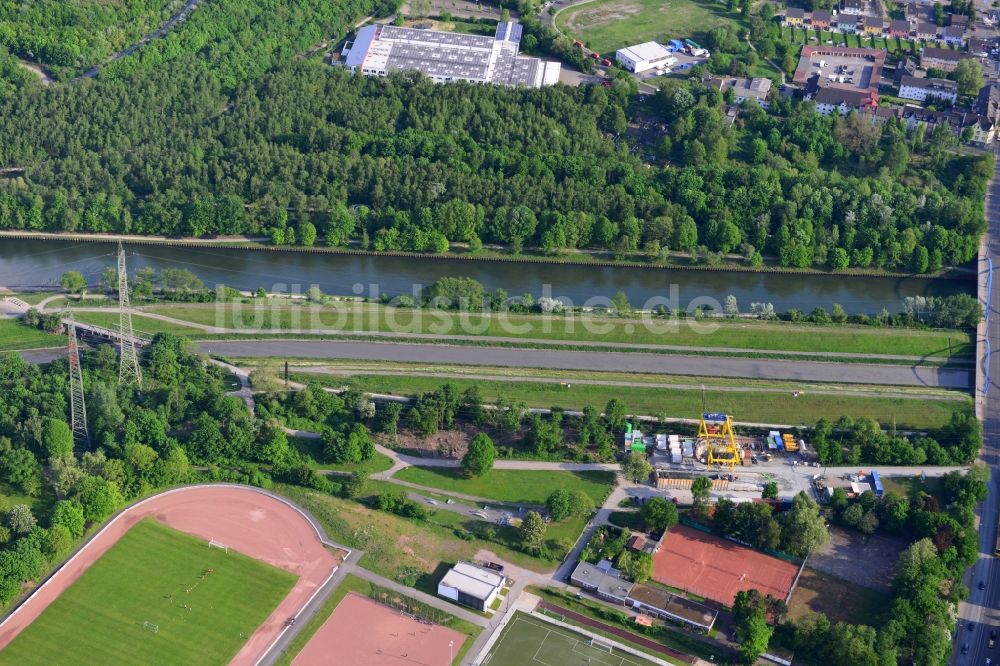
[[0, 0, 181, 78], [0, 335, 357, 605], [0, 0, 991, 273]]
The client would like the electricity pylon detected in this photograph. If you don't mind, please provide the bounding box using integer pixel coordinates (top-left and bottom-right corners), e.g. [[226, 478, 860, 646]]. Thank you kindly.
[[66, 312, 90, 449], [117, 242, 142, 389]]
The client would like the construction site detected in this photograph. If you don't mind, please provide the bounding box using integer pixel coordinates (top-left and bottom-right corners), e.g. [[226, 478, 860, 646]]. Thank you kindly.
[[623, 412, 823, 497]]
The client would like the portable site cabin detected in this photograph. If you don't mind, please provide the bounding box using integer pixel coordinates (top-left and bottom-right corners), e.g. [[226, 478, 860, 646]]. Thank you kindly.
[[871, 470, 884, 497]]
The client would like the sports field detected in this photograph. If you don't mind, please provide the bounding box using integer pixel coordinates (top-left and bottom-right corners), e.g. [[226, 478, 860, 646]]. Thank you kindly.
[[482, 612, 660, 666], [652, 525, 798, 607], [0, 519, 296, 666], [556, 0, 740, 54], [293, 592, 465, 665]]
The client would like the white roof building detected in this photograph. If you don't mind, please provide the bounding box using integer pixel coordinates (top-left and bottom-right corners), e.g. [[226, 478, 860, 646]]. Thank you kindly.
[[437, 561, 505, 611], [342, 22, 560, 87], [615, 41, 673, 73]]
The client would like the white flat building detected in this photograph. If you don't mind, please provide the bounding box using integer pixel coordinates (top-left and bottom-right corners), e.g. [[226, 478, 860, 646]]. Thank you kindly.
[[615, 41, 673, 73], [898, 76, 959, 104], [437, 561, 505, 611], [343, 22, 560, 87]]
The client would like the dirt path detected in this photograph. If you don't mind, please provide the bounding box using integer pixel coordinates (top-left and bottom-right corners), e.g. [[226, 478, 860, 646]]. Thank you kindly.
[[16, 60, 54, 86], [0, 485, 347, 665]]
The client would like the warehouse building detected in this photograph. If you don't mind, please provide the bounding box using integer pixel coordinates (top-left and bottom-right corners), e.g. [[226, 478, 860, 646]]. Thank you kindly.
[[437, 561, 505, 611], [615, 41, 674, 73], [342, 22, 560, 87]]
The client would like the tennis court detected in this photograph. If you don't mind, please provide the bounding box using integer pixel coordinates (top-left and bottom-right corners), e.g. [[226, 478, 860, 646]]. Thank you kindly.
[[482, 612, 661, 666], [652, 525, 798, 606]]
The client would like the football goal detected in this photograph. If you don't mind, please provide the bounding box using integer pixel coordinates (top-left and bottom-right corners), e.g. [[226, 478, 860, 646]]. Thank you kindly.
[[589, 637, 614, 654], [208, 539, 229, 554], [142, 621, 159, 634]]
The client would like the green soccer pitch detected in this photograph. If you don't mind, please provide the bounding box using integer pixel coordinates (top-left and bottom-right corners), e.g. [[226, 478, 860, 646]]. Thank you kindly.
[[0, 518, 297, 666], [482, 612, 663, 666]]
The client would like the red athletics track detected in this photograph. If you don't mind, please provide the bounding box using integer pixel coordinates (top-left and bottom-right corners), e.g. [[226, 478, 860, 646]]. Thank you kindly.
[[652, 525, 798, 606], [293, 592, 465, 666], [0, 485, 344, 665]]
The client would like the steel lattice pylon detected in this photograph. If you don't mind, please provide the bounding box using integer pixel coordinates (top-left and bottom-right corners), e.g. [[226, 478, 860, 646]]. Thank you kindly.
[[66, 313, 90, 449], [117, 243, 142, 388]]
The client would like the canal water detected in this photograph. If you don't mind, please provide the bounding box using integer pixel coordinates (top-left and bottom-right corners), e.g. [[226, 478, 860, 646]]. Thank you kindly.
[[0, 238, 972, 314]]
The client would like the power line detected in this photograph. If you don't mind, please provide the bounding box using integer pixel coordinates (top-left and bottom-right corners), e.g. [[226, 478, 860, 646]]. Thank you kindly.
[[118, 242, 143, 389], [65, 312, 90, 450]]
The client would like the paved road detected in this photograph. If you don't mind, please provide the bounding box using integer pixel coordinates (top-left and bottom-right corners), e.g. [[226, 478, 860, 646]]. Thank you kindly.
[[197, 340, 971, 388], [954, 155, 1000, 666]]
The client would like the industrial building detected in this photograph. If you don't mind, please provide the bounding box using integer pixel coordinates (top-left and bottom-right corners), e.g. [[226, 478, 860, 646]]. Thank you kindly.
[[615, 41, 674, 73], [437, 561, 505, 611], [342, 22, 560, 88]]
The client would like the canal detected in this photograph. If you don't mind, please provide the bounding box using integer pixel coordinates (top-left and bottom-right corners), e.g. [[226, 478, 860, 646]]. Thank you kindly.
[[0, 238, 972, 314]]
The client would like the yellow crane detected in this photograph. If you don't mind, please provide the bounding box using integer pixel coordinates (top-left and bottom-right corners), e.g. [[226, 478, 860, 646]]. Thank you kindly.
[[699, 412, 741, 469]]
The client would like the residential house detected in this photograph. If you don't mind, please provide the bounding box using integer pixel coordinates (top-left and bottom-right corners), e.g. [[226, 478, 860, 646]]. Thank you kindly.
[[892, 57, 918, 86], [970, 116, 996, 145], [784, 7, 806, 26], [898, 75, 959, 103], [837, 14, 859, 32], [943, 25, 966, 47], [975, 82, 1000, 121], [949, 13, 969, 28], [915, 22, 938, 41], [841, 0, 866, 15], [703, 75, 773, 108], [889, 19, 911, 37], [814, 87, 879, 115], [901, 106, 994, 144], [626, 534, 646, 552], [570, 561, 634, 605], [811, 10, 833, 29], [862, 16, 884, 35], [968, 37, 997, 57], [921, 46, 972, 72]]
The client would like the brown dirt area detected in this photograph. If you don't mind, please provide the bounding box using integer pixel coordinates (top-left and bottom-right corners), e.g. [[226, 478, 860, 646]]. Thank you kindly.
[[787, 567, 888, 626]]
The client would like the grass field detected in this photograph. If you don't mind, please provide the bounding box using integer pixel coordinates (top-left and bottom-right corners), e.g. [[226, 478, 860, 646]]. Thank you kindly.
[[485, 612, 662, 666], [393, 467, 615, 506], [0, 519, 296, 666], [0, 319, 60, 352], [276, 484, 558, 579], [787, 568, 887, 626], [315, 372, 967, 430], [556, 0, 740, 54], [275, 573, 481, 666], [111, 302, 974, 358]]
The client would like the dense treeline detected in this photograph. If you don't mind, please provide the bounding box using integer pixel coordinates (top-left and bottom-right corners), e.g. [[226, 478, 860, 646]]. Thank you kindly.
[[0, 334, 373, 604], [0, 52, 990, 272], [0, 0, 181, 77], [779, 466, 988, 665], [810, 410, 982, 465]]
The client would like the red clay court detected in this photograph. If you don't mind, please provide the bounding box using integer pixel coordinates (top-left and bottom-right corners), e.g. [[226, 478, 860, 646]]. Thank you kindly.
[[652, 525, 798, 606], [293, 592, 465, 666], [0, 485, 344, 666]]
